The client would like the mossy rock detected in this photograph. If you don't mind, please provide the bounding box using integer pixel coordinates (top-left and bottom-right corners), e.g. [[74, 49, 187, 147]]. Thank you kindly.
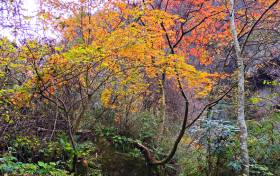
[[88, 161, 97, 168], [76, 159, 89, 176], [95, 137, 159, 176]]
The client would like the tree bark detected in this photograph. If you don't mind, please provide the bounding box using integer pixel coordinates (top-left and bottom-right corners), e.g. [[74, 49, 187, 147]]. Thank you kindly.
[[156, 70, 166, 144], [229, 0, 249, 175], [72, 94, 93, 136]]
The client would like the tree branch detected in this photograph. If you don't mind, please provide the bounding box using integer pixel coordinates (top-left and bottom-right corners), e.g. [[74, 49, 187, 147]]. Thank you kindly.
[[240, 0, 279, 54]]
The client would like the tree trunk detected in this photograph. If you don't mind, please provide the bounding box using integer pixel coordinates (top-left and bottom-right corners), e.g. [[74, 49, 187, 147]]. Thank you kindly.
[[156, 81, 166, 143], [72, 94, 93, 136], [229, 0, 249, 175], [156, 70, 166, 144]]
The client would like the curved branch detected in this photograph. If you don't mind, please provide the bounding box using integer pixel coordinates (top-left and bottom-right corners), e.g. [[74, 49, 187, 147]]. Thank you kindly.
[[135, 78, 236, 165], [185, 82, 237, 129], [150, 100, 189, 165]]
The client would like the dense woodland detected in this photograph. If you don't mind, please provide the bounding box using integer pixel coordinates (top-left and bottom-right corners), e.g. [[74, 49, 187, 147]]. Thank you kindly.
[[0, 0, 280, 175]]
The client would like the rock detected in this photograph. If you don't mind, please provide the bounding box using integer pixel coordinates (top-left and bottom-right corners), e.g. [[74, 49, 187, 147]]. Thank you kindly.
[[76, 158, 89, 176], [95, 137, 159, 176]]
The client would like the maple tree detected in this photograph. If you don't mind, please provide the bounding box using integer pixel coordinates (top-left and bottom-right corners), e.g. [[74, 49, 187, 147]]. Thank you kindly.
[[0, 0, 222, 166], [1, 0, 280, 175], [26, 0, 238, 166], [0, 0, 236, 162]]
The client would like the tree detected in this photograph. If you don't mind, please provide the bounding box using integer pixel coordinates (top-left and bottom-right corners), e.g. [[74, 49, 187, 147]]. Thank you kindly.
[[228, 0, 279, 175], [229, 0, 250, 174], [20, 0, 226, 166], [3, 0, 280, 173]]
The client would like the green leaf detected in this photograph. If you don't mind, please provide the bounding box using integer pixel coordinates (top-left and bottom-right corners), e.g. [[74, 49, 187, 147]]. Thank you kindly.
[[252, 97, 259, 103], [38, 161, 45, 167], [155, 154, 159, 160], [5, 116, 9, 122], [55, 47, 61, 51]]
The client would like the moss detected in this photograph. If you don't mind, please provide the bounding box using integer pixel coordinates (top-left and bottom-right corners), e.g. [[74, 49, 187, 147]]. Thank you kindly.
[[76, 159, 89, 176], [88, 161, 97, 168], [124, 154, 133, 159], [95, 137, 159, 176]]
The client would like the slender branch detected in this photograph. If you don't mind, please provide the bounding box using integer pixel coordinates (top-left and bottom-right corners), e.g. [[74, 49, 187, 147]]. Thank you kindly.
[[176, 71, 188, 101], [186, 82, 237, 129], [151, 81, 237, 165], [173, 11, 223, 49], [49, 102, 59, 142], [161, 22, 175, 54], [240, 0, 279, 54], [149, 69, 190, 165]]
